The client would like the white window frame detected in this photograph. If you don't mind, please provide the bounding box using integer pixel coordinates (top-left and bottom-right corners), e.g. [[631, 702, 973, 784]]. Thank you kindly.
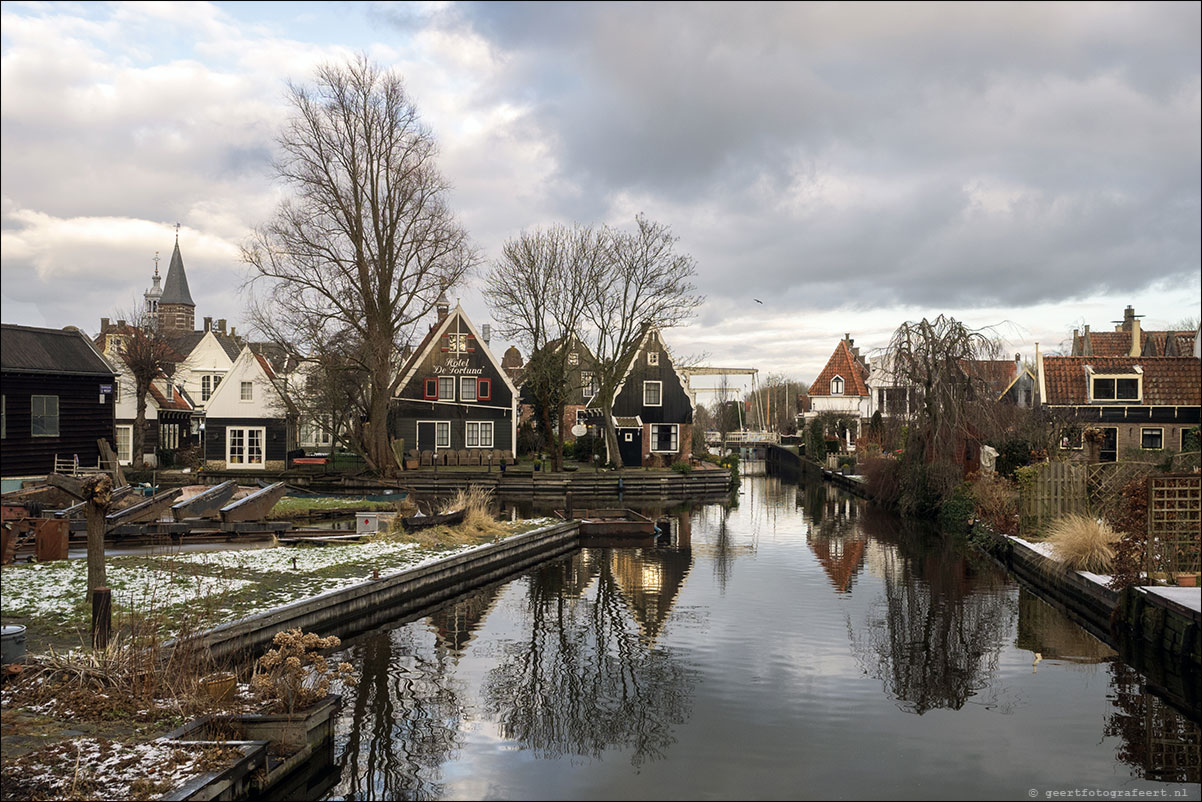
[[1090, 373, 1141, 403], [831, 376, 844, 396], [1141, 427, 1164, 450], [647, 351, 659, 366], [568, 352, 579, 366], [240, 381, 254, 402], [226, 426, 266, 469], [201, 375, 212, 401], [436, 420, 451, 448], [161, 422, 179, 450], [115, 424, 132, 464], [438, 376, 456, 401], [643, 380, 662, 407], [460, 376, 477, 401], [581, 371, 597, 399], [466, 420, 494, 448], [649, 423, 679, 453], [31, 395, 59, 437]]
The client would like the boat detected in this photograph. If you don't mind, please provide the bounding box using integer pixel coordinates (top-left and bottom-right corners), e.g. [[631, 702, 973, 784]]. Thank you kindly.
[[553, 508, 656, 537], [400, 508, 466, 532]]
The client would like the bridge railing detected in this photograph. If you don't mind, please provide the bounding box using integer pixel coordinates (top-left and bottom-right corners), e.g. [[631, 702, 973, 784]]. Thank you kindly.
[[721, 430, 780, 445]]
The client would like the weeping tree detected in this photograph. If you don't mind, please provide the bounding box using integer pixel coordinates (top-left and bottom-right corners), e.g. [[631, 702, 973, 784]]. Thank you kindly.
[[485, 224, 603, 472], [244, 55, 477, 476], [885, 315, 1003, 515]]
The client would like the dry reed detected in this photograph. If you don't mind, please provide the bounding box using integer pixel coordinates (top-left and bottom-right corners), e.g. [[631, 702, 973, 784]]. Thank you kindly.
[[1045, 514, 1121, 573]]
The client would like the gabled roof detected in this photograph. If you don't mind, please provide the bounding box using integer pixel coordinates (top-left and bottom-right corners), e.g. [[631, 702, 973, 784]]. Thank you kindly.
[[213, 332, 242, 361], [1073, 328, 1196, 357], [1041, 356, 1201, 406], [160, 240, 195, 306], [1, 324, 115, 377], [149, 381, 194, 412], [394, 306, 520, 401], [962, 359, 1019, 398], [810, 339, 869, 397]]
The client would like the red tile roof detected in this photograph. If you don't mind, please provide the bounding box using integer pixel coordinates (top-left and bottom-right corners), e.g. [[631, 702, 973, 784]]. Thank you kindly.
[[1042, 356, 1201, 406], [1076, 329, 1196, 357], [962, 360, 1019, 397], [253, 352, 277, 381], [149, 382, 193, 411], [810, 340, 869, 397]]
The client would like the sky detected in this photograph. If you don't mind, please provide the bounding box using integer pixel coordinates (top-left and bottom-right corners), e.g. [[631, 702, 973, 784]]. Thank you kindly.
[[2, 1, 1199, 392]]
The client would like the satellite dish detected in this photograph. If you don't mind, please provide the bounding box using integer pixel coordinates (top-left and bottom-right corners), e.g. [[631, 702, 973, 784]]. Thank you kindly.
[[571, 424, 587, 437]]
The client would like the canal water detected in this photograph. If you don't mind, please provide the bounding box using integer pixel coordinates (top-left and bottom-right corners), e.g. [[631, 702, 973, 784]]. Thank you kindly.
[[322, 475, 1201, 800]]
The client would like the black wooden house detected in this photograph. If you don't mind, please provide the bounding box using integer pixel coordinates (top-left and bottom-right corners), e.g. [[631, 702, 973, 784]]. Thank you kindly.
[[1, 324, 116, 478], [392, 302, 518, 458]]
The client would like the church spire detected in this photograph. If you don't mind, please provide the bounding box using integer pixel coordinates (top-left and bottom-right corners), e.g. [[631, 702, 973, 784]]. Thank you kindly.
[[158, 227, 196, 332]]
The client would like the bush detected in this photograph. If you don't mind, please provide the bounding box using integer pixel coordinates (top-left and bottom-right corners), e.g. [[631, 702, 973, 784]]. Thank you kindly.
[[939, 483, 976, 535], [670, 460, 692, 474], [861, 456, 902, 507], [970, 472, 1018, 534], [1045, 514, 1120, 572]]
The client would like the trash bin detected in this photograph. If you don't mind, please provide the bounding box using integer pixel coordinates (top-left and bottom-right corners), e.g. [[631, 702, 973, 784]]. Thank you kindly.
[[1, 625, 26, 665]]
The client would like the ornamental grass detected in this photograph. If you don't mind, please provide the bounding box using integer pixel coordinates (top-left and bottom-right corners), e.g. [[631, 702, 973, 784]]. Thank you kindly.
[[1046, 514, 1121, 573]]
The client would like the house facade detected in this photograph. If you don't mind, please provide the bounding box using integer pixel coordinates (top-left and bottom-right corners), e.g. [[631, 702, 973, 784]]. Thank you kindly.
[[1038, 353, 1201, 462], [601, 326, 694, 468], [203, 346, 294, 470], [518, 334, 603, 445], [391, 301, 518, 457], [1, 324, 116, 478], [806, 335, 872, 450]]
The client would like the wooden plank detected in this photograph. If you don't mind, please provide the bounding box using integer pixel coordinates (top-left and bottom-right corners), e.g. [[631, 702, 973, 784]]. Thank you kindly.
[[220, 482, 286, 523], [45, 473, 87, 500], [171, 480, 237, 521], [58, 485, 134, 518], [106, 488, 182, 526], [96, 437, 127, 487]]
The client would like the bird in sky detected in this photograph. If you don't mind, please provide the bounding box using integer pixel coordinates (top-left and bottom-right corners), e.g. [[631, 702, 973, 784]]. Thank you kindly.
[[754, 298, 763, 304]]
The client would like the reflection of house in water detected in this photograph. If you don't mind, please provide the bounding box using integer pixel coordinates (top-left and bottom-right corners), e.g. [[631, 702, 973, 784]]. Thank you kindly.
[[1105, 661, 1200, 783], [427, 585, 504, 654], [807, 532, 868, 594], [802, 483, 868, 593], [611, 536, 694, 643], [1014, 589, 1115, 666]]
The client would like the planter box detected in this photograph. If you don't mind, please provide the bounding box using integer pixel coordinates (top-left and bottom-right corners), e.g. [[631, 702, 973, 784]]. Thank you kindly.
[[232, 694, 340, 752]]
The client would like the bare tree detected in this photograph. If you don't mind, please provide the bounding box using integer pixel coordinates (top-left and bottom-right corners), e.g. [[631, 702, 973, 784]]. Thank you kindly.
[[485, 224, 603, 471], [885, 315, 1003, 513], [105, 311, 180, 469], [243, 55, 477, 475], [581, 216, 703, 468]]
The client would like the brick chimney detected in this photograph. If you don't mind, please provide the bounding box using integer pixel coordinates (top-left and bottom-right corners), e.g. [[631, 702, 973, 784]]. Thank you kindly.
[[217, 319, 226, 334], [204, 316, 212, 332]]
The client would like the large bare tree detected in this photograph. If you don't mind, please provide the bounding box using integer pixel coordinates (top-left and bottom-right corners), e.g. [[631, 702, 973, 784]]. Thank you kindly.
[[105, 311, 180, 469], [581, 216, 703, 468], [244, 55, 477, 475], [485, 224, 603, 471]]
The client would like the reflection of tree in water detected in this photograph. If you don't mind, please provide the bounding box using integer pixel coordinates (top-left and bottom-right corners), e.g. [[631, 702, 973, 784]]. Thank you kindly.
[[692, 503, 755, 593], [1104, 661, 1200, 783], [332, 627, 465, 801], [481, 550, 696, 767], [851, 508, 1015, 714]]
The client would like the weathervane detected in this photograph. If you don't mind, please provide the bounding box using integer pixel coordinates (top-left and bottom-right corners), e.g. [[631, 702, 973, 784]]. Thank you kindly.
[[174, 222, 181, 241]]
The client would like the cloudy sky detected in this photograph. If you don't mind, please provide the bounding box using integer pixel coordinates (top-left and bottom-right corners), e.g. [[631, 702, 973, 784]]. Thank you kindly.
[[2, 1, 1198, 388]]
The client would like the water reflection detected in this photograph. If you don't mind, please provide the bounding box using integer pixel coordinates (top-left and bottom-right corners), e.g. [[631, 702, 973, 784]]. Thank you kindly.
[[480, 546, 696, 767], [1106, 661, 1201, 783], [850, 506, 1016, 714]]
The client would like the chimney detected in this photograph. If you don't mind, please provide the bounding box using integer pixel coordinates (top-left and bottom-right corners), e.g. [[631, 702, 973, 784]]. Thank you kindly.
[[1082, 325, 1092, 356], [230, 326, 236, 337], [217, 319, 226, 334], [204, 316, 212, 332], [1129, 317, 1141, 356], [1121, 305, 1135, 332], [100, 317, 110, 333], [481, 324, 491, 347], [117, 319, 126, 328]]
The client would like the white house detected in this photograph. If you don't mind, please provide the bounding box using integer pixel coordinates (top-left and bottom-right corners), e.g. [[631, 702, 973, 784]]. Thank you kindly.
[[202, 346, 294, 471]]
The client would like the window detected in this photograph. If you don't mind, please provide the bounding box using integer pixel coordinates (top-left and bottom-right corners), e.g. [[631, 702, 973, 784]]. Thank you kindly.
[[461, 376, 477, 401], [644, 381, 662, 406], [202, 375, 212, 401], [424, 378, 438, 400], [650, 423, 679, 453], [438, 376, 455, 401], [1141, 428, 1163, 450], [240, 381, 253, 402], [831, 376, 844, 395], [1091, 376, 1140, 402], [647, 351, 659, 366], [436, 421, 450, 448], [466, 421, 494, 448], [32, 395, 59, 437], [112, 382, 121, 403], [160, 422, 179, 450], [227, 426, 265, 468], [1060, 429, 1084, 450], [115, 425, 132, 465], [581, 372, 598, 399], [568, 352, 579, 366], [477, 378, 491, 401]]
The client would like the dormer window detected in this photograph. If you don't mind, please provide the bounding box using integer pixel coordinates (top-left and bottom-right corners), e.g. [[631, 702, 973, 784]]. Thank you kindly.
[[831, 376, 844, 395], [1091, 374, 1140, 403]]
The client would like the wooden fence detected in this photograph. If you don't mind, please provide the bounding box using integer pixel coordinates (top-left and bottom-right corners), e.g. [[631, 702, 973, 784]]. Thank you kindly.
[[1019, 461, 1087, 534]]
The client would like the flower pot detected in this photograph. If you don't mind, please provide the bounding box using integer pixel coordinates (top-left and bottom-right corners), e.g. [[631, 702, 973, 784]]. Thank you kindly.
[[1174, 572, 1198, 587], [201, 671, 237, 703]]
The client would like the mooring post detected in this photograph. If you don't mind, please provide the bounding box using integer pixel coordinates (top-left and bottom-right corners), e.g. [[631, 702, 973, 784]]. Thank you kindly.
[[565, 491, 574, 519], [91, 586, 111, 650]]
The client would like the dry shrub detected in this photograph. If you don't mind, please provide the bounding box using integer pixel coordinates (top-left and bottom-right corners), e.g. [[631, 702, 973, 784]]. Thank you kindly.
[[384, 485, 506, 546], [251, 628, 356, 715], [970, 471, 1018, 534], [860, 456, 902, 506], [1046, 514, 1121, 572], [1107, 477, 1149, 590]]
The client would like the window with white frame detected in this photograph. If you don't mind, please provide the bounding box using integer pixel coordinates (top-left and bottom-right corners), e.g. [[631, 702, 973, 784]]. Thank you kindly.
[[115, 425, 132, 464], [643, 380, 662, 406], [227, 426, 265, 467], [438, 376, 456, 401], [460, 376, 477, 401], [466, 421, 494, 448], [647, 351, 659, 366], [1091, 375, 1140, 402], [436, 421, 451, 448], [31, 395, 59, 437], [240, 381, 253, 402], [160, 422, 179, 450], [568, 352, 579, 366], [202, 375, 212, 401], [1060, 428, 1083, 450], [650, 423, 678, 453], [831, 376, 844, 395], [1141, 427, 1163, 450], [581, 371, 598, 399]]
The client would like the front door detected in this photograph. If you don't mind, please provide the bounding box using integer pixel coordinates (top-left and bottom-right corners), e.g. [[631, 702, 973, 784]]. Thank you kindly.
[[618, 427, 642, 467], [417, 421, 437, 453], [1100, 427, 1118, 462]]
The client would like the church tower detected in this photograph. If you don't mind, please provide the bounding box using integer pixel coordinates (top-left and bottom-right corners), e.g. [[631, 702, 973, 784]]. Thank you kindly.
[[158, 226, 196, 333], [144, 251, 163, 329]]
